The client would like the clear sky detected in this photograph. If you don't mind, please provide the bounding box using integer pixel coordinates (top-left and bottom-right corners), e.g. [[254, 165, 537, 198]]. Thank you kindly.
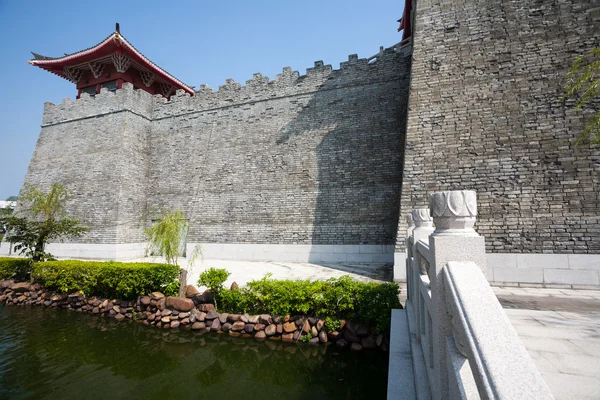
[[0, 0, 405, 199]]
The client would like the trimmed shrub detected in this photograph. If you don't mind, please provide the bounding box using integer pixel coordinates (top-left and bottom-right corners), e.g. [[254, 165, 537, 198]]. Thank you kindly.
[[0, 257, 32, 281], [219, 274, 401, 332], [32, 260, 180, 299]]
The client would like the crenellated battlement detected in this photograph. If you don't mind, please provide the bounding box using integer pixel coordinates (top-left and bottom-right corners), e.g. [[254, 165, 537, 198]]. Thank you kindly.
[[40, 43, 411, 124], [41, 83, 155, 126], [153, 44, 410, 119]]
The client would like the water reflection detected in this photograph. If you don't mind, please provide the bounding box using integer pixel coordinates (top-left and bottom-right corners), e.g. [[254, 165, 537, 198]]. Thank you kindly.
[[0, 304, 388, 399]]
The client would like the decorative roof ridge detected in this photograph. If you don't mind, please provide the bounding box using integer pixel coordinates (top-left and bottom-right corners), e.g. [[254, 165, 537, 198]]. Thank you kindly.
[[29, 31, 194, 94]]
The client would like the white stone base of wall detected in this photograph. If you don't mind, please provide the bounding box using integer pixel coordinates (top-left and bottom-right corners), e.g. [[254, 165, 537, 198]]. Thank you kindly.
[[187, 243, 395, 264], [394, 252, 600, 289], [0, 242, 147, 260]]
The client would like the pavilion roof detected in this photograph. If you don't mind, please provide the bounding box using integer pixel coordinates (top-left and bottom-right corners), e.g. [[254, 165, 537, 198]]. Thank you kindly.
[[29, 31, 194, 95]]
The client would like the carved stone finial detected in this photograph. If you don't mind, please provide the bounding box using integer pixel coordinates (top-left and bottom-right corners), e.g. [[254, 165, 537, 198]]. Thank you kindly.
[[429, 190, 478, 236], [411, 208, 433, 228]]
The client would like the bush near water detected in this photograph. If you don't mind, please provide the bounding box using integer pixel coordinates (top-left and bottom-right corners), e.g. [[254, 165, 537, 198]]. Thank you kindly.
[[218, 274, 401, 332], [30, 260, 180, 300], [0, 257, 32, 281]]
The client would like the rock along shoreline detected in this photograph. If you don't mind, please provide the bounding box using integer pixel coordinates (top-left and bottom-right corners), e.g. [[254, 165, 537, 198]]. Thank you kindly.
[[0, 280, 389, 352]]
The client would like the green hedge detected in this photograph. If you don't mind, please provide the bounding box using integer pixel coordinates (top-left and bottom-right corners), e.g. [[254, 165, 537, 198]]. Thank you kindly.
[[219, 275, 401, 332], [0, 257, 32, 281], [32, 260, 180, 300]]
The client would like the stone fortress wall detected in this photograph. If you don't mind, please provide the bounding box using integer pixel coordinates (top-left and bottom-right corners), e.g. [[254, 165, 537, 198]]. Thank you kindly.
[[398, 0, 600, 287], [11, 46, 412, 262]]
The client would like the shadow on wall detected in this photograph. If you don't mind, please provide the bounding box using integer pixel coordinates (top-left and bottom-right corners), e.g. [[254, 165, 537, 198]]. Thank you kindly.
[[277, 51, 411, 273]]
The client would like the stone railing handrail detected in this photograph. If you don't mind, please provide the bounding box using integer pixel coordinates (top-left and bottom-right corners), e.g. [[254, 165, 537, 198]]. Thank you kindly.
[[401, 190, 553, 399], [444, 261, 553, 399]]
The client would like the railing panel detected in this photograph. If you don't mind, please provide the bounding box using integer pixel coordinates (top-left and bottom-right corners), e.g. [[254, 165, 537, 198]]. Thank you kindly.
[[444, 261, 554, 399]]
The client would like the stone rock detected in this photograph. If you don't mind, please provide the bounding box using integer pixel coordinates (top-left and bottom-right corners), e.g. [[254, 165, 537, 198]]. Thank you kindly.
[[231, 321, 246, 332], [185, 285, 200, 298], [356, 325, 370, 337], [171, 320, 180, 329], [161, 316, 171, 324], [309, 337, 320, 345], [169, 315, 179, 321], [198, 303, 215, 312], [166, 297, 194, 312], [282, 333, 293, 343], [112, 305, 121, 313], [101, 299, 109, 309], [254, 323, 265, 331], [219, 313, 229, 324], [9, 283, 30, 293], [230, 281, 239, 291], [254, 331, 266, 340], [192, 322, 206, 330], [317, 319, 324, 331], [157, 298, 166, 311], [194, 291, 213, 304], [205, 311, 219, 320], [240, 314, 249, 323], [151, 292, 165, 301], [140, 296, 151, 306], [339, 320, 346, 331], [311, 326, 318, 337], [115, 313, 125, 321], [248, 315, 260, 324], [227, 314, 241, 322], [265, 324, 277, 336], [361, 335, 377, 349], [0, 280, 15, 289], [344, 330, 360, 343], [283, 322, 297, 333], [350, 343, 363, 351], [319, 331, 328, 343], [259, 314, 271, 324], [295, 318, 305, 327], [302, 320, 311, 334], [210, 319, 221, 332], [92, 307, 100, 314], [328, 331, 340, 342], [162, 309, 173, 316], [272, 316, 281, 324], [179, 312, 190, 319], [336, 339, 348, 349], [196, 312, 206, 322], [244, 323, 255, 333], [222, 322, 232, 332], [293, 331, 301, 341], [276, 324, 283, 334], [181, 318, 190, 324]]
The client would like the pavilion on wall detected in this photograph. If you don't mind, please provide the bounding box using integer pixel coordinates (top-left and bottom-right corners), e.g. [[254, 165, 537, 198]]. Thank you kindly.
[[28, 24, 193, 99]]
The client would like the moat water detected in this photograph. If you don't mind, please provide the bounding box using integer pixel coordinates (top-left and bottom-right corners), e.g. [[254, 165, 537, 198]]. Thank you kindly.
[[0, 304, 388, 399]]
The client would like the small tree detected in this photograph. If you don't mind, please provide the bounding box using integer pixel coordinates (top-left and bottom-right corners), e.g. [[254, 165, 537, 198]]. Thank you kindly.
[[0, 183, 89, 262], [143, 210, 188, 267], [198, 268, 230, 309], [563, 47, 600, 145]]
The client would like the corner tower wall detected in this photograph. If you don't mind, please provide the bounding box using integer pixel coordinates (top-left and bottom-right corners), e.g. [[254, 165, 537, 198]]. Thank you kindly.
[[398, 0, 600, 287]]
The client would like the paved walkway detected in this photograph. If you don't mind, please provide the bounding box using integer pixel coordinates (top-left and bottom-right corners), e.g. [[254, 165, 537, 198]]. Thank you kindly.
[[493, 287, 600, 400], [133, 257, 393, 289]]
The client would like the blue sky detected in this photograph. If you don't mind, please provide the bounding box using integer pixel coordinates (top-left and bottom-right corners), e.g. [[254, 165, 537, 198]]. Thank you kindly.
[[0, 0, 405, 199]]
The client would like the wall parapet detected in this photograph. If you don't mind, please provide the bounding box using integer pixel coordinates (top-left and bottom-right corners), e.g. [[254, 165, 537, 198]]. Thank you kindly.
[[153, 45, 411, 119], [42, 82, 155, 126]]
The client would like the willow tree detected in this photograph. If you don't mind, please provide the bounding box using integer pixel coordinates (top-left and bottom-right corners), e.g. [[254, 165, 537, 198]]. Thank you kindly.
[[0, 183, 88, 262], [143, 210, 188, 267], [563, 47, 600, 145]]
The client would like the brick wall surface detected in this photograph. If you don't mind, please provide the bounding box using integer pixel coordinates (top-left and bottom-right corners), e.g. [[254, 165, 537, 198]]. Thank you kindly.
[[398, 0, 600, 254], [25, 49, 411, 246]]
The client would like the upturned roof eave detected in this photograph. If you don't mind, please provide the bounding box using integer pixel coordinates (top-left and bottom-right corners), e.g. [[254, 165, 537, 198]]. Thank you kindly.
[[29, 32, 194, 95]]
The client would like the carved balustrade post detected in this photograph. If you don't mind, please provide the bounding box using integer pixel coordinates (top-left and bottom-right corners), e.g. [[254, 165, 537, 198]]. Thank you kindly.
[[427, 190, 487, 400]]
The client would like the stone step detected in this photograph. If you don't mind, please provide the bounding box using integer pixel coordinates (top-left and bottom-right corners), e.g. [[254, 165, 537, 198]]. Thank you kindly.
[[387, 308, 417, 399]]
